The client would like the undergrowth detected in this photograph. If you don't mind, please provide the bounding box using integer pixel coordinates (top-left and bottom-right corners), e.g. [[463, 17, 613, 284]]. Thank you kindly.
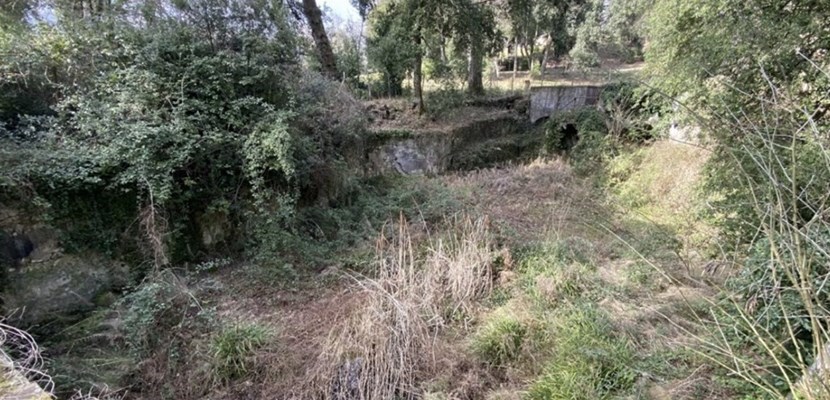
[[526, 305, 635, 400], [209, 323, 271, 384]]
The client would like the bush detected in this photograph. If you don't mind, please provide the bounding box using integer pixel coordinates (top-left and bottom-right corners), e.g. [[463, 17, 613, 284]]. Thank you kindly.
[[0, 3, 369, 274], [209, 323, 271, 384], [425, 88, 467, 120], [111, 272, 220, 399], [544, 108, 612, 175], [120, 275, 207, 360]]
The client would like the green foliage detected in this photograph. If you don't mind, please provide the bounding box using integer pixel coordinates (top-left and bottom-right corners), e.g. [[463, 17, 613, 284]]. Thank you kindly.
[[471, 310, 528, 367], [544, 108, 613, 174], [332, 28, 363, 87], [366, 0, 500, 97], [645, 0, 830, 395], [425, 88, 466, 119], [210, 323, 270, 383], [600, 81, 668, 141], [544, 108, 605, 152], [568, 0, 651, 66], [366, 0, 417, 97], [0, 1, 371, 270], [526, 305, 636, 400], [604, 0, 652, 62], [120, 276, 209, 359], [112, 273, 224, 399], [702, 132, 830, 247], [243, 175, 463, 281], [569, 0, 604, 68], [728, 228, 830, 345]]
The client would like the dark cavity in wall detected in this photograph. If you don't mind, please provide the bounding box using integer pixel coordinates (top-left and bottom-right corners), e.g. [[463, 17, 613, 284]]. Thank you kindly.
[[561, 123, 579, 151]]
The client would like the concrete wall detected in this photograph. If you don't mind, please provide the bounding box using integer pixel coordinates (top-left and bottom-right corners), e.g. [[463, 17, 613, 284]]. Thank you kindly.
[[364, 115, 537, 175], [529, 86, 602, 123]]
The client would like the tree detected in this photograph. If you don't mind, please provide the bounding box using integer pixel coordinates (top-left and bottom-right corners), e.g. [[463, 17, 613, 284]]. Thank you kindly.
[[301, 0, 339, 78], [366, 0, 417, 96], [0, 0, 32, 25], [331, 26, 362, 87], [367, 0, 499, 103], [569, 0, 604, 67], [451, 1, 500, 95], [412, 0, 425, 113], [351, 0, 376, 20]]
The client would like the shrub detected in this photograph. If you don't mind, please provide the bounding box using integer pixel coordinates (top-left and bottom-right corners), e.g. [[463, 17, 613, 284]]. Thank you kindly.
[[209, 323, 271, 384], [544, 108, 614, 174], [117, 272, 219, 399], [544, 109, 606, 153], [425, 88, 467, 120], [471, 310, 528, 367]]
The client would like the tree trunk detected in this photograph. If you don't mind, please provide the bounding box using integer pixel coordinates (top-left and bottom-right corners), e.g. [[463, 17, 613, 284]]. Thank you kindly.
[[414, 32, 425, 114], [301, 0, 339, 79], [467, 40, 484, 96], [541, 36, 551, 75], [511, 37, 518, 91]]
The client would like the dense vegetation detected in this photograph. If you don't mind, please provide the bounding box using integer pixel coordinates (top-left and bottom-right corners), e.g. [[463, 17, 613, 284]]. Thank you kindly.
[[1, 0, 829, 399]]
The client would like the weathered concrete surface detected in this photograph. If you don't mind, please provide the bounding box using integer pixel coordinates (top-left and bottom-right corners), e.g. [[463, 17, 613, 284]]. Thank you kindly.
[[364, 114, 539, 175], [367, 133, 453, 175], [529, 86, 602, 123]]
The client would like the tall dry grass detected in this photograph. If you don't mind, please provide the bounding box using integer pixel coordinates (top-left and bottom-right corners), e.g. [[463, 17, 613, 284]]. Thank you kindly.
[[308, 215, 494, 399], [0, 321, 53, 399]]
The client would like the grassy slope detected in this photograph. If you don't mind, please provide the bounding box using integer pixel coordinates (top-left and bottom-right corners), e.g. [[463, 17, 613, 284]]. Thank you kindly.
[[195, 139, 728, 399]]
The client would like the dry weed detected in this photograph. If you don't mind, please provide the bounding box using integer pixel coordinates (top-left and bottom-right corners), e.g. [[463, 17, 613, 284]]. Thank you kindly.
[[308, 215, 494, 399], [0, 322, 53, 399]]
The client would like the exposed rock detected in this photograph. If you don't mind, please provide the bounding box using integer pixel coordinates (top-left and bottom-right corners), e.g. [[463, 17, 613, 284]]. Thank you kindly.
[[4, 255, 129, 331], [198, 209, 231, 250], [369, 135, 452, 176]]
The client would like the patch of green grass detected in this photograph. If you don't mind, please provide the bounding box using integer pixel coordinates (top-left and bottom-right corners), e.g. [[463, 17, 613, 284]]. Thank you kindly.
[[623, 261, 667, 292], [471, 309, 528, 367], [516, 238, 599, 303], [518, 237, 596, 273], [526, 304, 636, 400], [209, 323, 271, 383], [529, 262, 598, 304]]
